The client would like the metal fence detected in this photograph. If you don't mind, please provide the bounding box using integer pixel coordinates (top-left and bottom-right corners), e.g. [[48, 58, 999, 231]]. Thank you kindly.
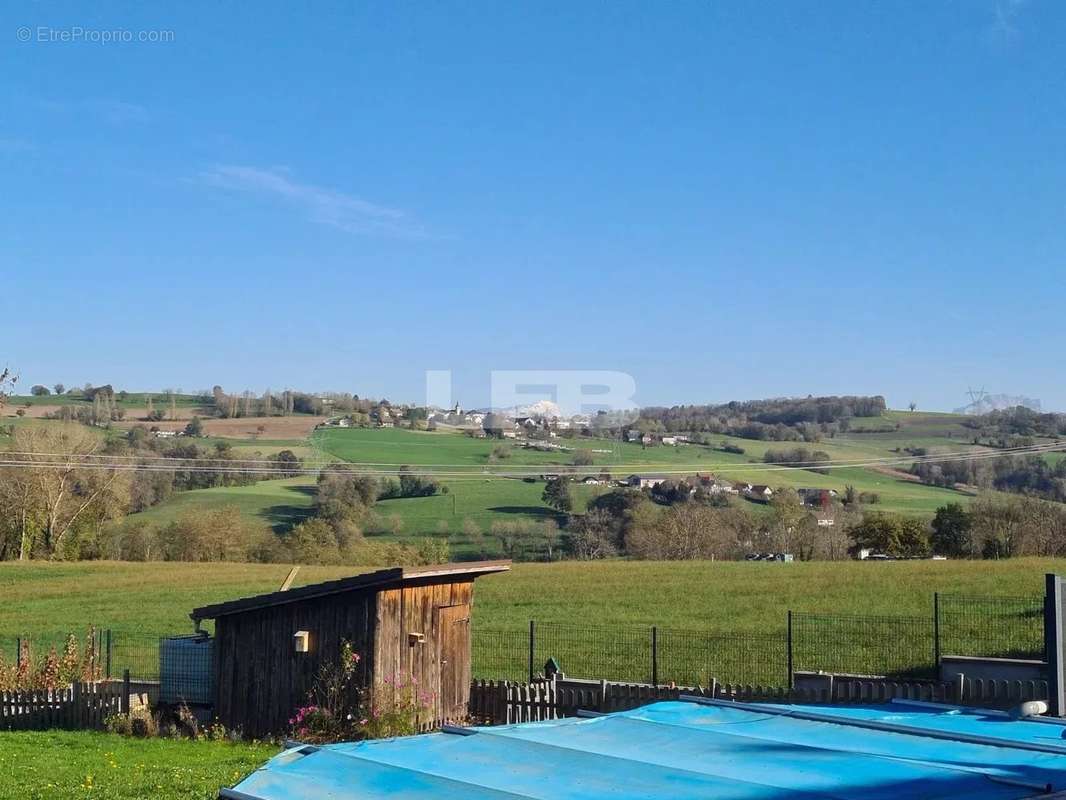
[[937, 594, 1045, 661], [791, 612, 936, 679], [472, 592, 1047, 688], [473, 623, 787, 686], [655, 628, 787, 687], [108, 632, 166, 681], [471, 628, 530, 683]]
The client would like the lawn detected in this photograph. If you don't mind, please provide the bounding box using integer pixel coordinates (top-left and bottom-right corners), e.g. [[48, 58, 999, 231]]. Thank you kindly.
[[2, 558, 1061, 642], [0, 730, 275, 800]]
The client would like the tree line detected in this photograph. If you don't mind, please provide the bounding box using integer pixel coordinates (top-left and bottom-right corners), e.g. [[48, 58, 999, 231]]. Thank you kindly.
[[911, 454, 1066, 503], [636, 395, 887, 441], [497, 479, 1065, 564]]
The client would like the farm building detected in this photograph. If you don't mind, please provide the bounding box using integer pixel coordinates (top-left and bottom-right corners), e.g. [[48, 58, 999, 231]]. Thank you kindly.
[[222, 698, 1066, 799], [190, 561, 510, 737], [626, 474, 666, 489]]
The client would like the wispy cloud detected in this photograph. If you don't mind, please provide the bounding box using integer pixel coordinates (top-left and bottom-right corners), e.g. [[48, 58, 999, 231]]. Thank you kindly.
[[201, 165, 423, 238], [986, 0, 1028, 49]]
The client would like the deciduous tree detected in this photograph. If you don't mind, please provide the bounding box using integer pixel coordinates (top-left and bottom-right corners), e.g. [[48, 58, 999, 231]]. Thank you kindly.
[[0, 425, 130, 560]]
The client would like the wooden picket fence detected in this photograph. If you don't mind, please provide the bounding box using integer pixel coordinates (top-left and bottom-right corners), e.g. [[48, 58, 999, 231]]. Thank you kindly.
[[469, 674, 1051, 725], [0, 680, 127, 731]]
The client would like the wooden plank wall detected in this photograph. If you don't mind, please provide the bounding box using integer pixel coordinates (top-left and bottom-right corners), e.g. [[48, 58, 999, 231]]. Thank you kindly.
[[213, 576, 480, 736], [213, 591, 377, 738], [374, 578, 473, 725], [0, 681, 123, 731]]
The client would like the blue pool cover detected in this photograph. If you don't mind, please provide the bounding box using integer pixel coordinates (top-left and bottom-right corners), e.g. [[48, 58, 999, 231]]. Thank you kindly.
[[222, 699, 1066, 799]]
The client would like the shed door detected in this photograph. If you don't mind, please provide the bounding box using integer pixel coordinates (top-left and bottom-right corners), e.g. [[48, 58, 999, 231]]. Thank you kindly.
[[436, 603, 470, 721]]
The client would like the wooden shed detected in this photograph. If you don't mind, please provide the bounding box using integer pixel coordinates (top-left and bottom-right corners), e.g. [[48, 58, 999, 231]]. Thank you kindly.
[[190, 560, 510, 737]]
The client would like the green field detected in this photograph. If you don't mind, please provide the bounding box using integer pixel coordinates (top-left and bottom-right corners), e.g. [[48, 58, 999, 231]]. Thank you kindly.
[[109, 412, 996, 556], [124, 477, 318, 533], [1, 558, 1059, 642], [313, 423, 973, 518], [0, 730, 275, 800]]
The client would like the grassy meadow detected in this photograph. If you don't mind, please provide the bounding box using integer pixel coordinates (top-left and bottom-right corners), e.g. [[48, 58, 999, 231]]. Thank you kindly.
[[1, 558, 1059, 642]]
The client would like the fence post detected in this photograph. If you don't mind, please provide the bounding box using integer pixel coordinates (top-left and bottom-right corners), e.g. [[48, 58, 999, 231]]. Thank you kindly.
[[105, 630, 112, 679], [528, 621, 535, 684], [1045, 573, 1065, 716], [786, 611, 794, 689], [121, 669, 131, 717], [933, 592, 941, 672], [651, 626, 658, 688]]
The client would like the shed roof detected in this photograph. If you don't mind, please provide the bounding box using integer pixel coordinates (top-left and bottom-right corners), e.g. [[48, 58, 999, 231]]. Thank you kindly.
[[191, 560, 510, 621], [222, 699, 1066, 799]]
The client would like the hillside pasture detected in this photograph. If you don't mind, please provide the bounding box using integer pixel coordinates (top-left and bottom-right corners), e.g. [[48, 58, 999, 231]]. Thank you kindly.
[[123, 477, 317, 533], [121, 473, 602, 558], [369, 478, 606, 555], [316, 427, 972, 516]]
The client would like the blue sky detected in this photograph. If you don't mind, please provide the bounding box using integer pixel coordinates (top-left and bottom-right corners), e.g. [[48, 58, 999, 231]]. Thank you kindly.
[[2, 1, 1064, 411]]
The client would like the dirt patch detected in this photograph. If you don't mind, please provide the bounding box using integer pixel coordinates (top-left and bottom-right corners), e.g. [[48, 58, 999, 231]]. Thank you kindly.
[[0, 404, 65, 419], [868, 465, 922, 482]]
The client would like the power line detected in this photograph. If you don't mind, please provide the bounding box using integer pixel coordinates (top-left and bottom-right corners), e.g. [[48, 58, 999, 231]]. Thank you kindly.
[[0, 439, 1063, 479], [4, 438, 1064, 469]]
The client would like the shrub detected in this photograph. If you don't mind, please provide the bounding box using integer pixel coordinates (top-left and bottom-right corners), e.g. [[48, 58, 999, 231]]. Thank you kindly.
[[106, 707, 159, 738], [104, 713, 132, 736], [290, 641, 433, 744], [0, 629, 101, 692], [572, 449, 594, 466], [360, 675, 432, 739]]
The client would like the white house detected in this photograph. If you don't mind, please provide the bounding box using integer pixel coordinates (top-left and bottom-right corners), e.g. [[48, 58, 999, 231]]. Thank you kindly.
[[704, 477, 738, 494], [627, 474, 666, 489]]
